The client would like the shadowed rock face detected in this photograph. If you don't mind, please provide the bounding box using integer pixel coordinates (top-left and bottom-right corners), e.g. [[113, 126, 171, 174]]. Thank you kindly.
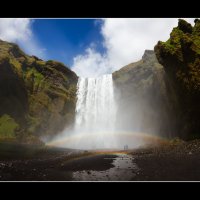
[[113, 50, 175, 138], [155, 19, 200, 139], [0, 40, 78, 142], [0, 58, 28, 123]]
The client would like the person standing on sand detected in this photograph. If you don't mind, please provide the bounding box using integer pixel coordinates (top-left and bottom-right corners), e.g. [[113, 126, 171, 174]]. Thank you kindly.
[[124, 145, 128, 150]]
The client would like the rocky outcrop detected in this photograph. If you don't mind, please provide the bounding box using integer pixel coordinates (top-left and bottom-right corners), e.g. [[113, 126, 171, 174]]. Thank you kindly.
[[0, 40, 78, 142], [155, 19, 200, 139], [113, 50, 175, 137]]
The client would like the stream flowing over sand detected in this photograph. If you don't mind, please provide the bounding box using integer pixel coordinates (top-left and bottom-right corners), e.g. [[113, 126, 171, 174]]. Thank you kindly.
[[72, 153, 139, 181]]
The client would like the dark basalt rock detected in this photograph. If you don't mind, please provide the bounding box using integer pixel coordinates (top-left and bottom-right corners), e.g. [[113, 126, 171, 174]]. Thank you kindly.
[[178, 19, 193, 34]]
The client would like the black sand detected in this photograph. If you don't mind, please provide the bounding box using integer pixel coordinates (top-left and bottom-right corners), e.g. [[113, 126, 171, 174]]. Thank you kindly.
[[1, 140, 200, 181]]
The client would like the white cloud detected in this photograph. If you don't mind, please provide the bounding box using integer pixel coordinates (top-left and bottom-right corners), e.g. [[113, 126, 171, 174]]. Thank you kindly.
[[72, 47, 110, 78], [0, 18, 32, 41], [0, 18, 46, 59], [72, 18, 195, 77]]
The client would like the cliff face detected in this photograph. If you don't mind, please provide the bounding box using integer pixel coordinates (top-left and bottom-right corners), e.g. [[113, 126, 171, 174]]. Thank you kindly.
[[1, 19, 199, 142], [113, 50, 176, 137], [155, 19, 200, 139], [0, 40, 78, 142]]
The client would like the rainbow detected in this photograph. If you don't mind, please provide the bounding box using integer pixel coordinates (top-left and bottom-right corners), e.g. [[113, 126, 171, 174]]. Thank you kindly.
[[46, 131, 168, 150]]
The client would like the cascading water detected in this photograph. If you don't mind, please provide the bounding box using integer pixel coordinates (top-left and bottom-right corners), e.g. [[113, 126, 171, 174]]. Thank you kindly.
[[73, 74, 118, 149], [48, 74, 149, 150], [75, 74, 117, 133]]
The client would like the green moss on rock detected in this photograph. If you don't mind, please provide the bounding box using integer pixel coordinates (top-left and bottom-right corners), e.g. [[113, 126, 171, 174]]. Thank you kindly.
[[0, 39, 78, 142], [155, 18, 200, 139], [0, 114, 19, 138]]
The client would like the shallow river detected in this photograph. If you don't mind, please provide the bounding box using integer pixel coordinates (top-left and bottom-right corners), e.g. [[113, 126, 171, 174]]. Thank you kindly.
[[73, 153, 139, 181]]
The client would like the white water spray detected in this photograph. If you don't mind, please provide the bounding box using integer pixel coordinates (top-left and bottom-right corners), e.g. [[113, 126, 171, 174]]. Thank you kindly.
[[48, 74, 150, 150], [72, 74, 118, 149], [75, 74, 117, 133]]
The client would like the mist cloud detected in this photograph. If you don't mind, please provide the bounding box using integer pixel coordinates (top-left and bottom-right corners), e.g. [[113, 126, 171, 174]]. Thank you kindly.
[[72, 18, 195, 77]]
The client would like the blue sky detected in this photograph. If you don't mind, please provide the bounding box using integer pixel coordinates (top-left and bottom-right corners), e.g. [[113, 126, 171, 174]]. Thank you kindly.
[[31, 19, 105, 66], [0, 18, 195, 77]]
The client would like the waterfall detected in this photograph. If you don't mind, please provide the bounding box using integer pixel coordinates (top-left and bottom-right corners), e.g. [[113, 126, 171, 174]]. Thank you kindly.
[[48, 74, 155, 150], [49, 74, 146, 150], [48, 74, 147, 150], [75, 74, 117, 133], [72, 74, 118, 149]]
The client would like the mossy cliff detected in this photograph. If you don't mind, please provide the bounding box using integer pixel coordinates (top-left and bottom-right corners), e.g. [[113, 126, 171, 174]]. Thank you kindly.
[[155, 19, 200, 139], [1, 18, 199, 142], [0, 40, 78, 142]]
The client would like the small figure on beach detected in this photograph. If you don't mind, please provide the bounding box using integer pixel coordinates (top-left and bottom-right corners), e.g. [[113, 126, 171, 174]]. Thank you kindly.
[[124, 144, 128, 150]]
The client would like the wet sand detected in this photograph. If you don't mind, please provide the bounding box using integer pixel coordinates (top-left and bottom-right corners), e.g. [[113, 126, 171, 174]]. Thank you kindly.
[[130, 139, 200, 181], [1, 140, 200, 181], [0, 142, 122, 181], [0, 145, 135, 181], [72, 153, 138, 181]]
